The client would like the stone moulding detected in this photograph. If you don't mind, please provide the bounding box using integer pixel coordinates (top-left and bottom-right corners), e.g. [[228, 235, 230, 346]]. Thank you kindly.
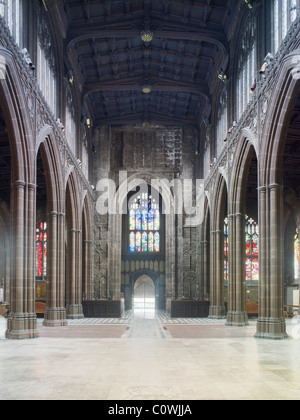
[[205, 16, 300, 194], [0, 16, 94, 201]]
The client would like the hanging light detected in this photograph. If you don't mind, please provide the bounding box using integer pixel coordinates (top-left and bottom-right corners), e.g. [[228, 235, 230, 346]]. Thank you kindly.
[[140, 15, 153, 43], [245, 0, 253, 9], [218, 70, 227, 82], [142, 85, 152, 94], [140, 30, 153, 43]]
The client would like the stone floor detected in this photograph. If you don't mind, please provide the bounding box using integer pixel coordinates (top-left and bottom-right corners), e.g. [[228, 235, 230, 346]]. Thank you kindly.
[[1, 310, 300, 400]]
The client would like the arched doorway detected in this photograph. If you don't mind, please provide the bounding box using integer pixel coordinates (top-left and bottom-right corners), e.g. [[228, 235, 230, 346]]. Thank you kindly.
[[121, 183, 166, 311], [133, 275, 156, 310]]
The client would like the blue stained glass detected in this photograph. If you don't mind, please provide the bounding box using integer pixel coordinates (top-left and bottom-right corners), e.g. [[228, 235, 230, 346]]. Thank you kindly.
[[142, 232, 148, 252], [142, 209, 148, 230], [148, 232, 154, 252], [154, 232, 160, 252], [129, 210, 136, 231], [136, 209, 142, 231], [136, 232, 142, 252], [130, 232, 135, 252], [148, 209, 154, 230], [129, 194, 160, 253]]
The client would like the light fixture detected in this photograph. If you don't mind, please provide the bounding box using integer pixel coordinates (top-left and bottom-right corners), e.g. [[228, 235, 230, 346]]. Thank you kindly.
[[140, 30, 153, 43], [86, 118, 91, 128], [142, 85, 152, 94], [218, 70, 227, 82], [68, 69, 74, 84], [140, 15, 153, 44], [245, 0, 253, 9]]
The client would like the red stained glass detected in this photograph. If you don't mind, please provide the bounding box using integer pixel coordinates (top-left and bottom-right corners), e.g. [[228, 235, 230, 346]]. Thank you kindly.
[[36, 222, 47, 277], [36, 242, 43, 277], [225, 217, 259, 282]]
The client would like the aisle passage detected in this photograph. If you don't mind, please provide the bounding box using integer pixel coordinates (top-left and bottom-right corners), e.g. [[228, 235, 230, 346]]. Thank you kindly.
[[125, 309, 167, 339]]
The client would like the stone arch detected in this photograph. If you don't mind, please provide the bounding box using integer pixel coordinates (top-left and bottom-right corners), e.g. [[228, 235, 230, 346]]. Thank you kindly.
[[0, 47, 35, 183], [260, 49, 300, 186], [107, 171, 175, 309], [226, 134, 259, 326], [209, 174, 227, 319], [198, 195, 211, 301], [36, 131, 67, 327], [0, 47, 39, 338], [82, 192, 94, 301], [65, 170, 84, 319], [253, 50, 300, 339], [133, 274, 156, 310], [229, 128, 258, 213]]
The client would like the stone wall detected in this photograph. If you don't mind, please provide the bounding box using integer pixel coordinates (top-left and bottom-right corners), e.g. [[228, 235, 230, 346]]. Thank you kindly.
[[92, 124, 200, 308]]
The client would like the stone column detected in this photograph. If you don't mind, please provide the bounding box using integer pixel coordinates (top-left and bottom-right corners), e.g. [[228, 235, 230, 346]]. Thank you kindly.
[[43, 211, 67, 327], [6, 181, 38, 339], [83, 239, 93, 300], [165, 211, 176, 313], [66, 228, 84, 319], [108, 213, 122, 301], [209, 228, 226, 318], [226, 213, 249, 326], [255, 184, 287, 339], [198, 232, 210, 301]]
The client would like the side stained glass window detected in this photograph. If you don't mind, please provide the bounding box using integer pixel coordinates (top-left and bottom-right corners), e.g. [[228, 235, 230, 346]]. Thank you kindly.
[[245, 217, 259, 282], [36, 221, 47, 277], [224, 216, 259, 283], [224, 218, 229, 282], [129, 193, 160, 253]]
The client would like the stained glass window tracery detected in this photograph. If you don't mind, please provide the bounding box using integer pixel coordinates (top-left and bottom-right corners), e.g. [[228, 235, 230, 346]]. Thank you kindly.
[[245, 216, 259, 282], [129, 193, 160, 253], [36, 221, 47, 277], [224, 216, 259, 283]]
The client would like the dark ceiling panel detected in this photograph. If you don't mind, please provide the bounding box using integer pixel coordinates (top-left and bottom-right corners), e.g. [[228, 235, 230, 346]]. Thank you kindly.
[[62, 0, 240, 128]]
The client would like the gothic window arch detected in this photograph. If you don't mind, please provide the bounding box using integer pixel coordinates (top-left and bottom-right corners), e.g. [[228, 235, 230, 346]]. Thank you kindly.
[[36, 221, 47, 278], [129, 192, 160, 254], [245, 216, 259, 283], [224, 216, 259, 283]]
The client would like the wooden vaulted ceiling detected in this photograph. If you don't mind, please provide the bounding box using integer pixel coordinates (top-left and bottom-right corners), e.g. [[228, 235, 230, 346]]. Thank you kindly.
[[61, 0, 241, 129]]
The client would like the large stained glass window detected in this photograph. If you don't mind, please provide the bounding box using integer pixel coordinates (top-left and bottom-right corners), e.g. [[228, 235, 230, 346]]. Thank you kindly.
[[129, 193, 160, 253], [224, 216, 259, 282], [36, 221, 47, 277]]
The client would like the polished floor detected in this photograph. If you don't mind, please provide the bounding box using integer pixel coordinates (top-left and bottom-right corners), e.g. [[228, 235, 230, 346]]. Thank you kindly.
[[1, 310, 300, 400]]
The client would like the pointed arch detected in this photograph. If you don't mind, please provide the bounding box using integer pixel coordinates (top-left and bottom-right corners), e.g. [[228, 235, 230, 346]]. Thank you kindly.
[[65, 170, 84, 319], [0, 47, 38, 338], [82, 192, 94, 301], [260, 49, 300, 186], [209, 174, 227, 319]]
